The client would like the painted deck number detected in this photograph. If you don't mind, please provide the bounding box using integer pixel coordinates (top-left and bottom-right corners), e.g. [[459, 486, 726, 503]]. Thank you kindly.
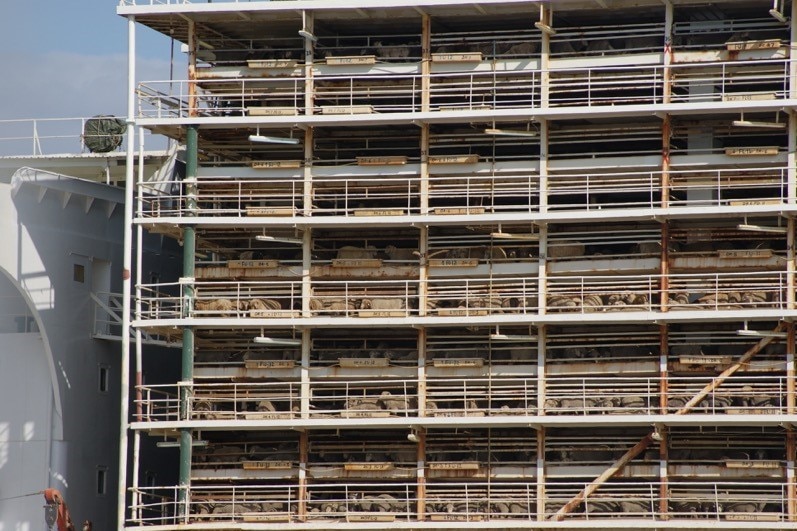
[[726, 39, 781, 51], [725, 147, 778, 156]]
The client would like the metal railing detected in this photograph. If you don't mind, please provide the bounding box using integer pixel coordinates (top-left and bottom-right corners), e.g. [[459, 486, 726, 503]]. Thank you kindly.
[[127, 480, 790, 526], [135, 374, 790, 423], [545, 374, 788, 415], [136, 58, 793, 119], [0, 117, 127, 157], [136, 270, 789, 322], [136, 165, 789, 220]]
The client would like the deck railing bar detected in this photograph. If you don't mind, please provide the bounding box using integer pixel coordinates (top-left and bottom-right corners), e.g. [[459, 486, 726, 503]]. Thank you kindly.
[[136, 58, 795, 118]]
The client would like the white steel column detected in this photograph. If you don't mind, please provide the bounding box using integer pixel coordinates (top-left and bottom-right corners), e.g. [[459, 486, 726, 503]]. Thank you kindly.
[[118, 14, 136, 531], [788, 8, 797, 520], [420, 14, 431, 215], [789, 0, 797, 204], [304, 10, 314, 117], [131, 125, 145, 523]]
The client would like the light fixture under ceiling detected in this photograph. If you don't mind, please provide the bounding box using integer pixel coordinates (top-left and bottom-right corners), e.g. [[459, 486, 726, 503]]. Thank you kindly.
[[490, 231, 539, 240], [254, 336, 302, 346], [731, 120, 786, 129], [256, 234, 303, 244], [249, 134, 300, 145], [489, 333, 538, 341], [737, 223, 788, 234], [736, 329, 787, 338], [534, 21, 556, 35], [484, 127, 537, 137], [156, 439, 208, 448], [299, 10, 318, 42], [298, 29, 318, 43], [769, 0, 788, 25], [249, 126, 300, 145]]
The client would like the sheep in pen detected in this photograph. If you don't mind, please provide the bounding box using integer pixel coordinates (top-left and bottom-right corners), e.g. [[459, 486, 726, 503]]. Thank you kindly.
[[194, 297, 284, 316]]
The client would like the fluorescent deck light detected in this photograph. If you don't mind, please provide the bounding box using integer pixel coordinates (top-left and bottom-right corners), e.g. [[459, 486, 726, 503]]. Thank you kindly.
[[254, 336, 302, 346], [769, 8, 788, 24], [256, 235, 303, 244], [731, 120, 785, 129], [489, 333, 538, 341], [156, 440, 208, 448], [298, 29, 318, 43], [490, 232, 539, 240], [484, 128, 537, 137], [534, 21, 556, 35], [249, 134, 300, 145], [737, 223, 788, 234], [736, 329, 787, 338]]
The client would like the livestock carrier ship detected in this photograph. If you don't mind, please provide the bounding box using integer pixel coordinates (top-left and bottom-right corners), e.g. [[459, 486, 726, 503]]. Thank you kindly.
[[0, 117, 178, 530], [116, 0, 797, 529]]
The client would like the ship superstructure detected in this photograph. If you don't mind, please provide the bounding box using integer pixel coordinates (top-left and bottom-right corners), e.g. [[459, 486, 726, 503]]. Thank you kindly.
[[0, 118, 177, 531], [118, 0, 797, 528]]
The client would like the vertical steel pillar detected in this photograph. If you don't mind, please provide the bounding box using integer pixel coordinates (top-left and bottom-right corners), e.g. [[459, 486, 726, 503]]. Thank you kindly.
[[178, 125, 198, 517], [187, 20, 197, 118], [118, 14, 136, 531], [660, 0, 673, 320], [659, 325, 669, 518], [536, 326, 546, 520], [658, 425, 669, 519], [789, 0, 797, 205], [416, 427, 427, 520], [298, 430, 308, 521], [788, 322, 796, 520], [304, 10, 314, 117], [536, 427, 546, 520], [539, 5, 551, 109], [786, 2, 796, 518], [536, 21, 550, 520], [416, 326, 427, 519], [300, 8, 314, 422], [420, 14, 431, 216], [663, 1, 673, 106], [418, 110, 430, 317], [131, 126, 146, 523], [416, 12, 429, 497], [417, 22, 431, 517]]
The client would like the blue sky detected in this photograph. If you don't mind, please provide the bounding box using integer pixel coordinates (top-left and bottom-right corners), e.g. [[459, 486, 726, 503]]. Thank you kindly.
[[0, 0, 176, 120]]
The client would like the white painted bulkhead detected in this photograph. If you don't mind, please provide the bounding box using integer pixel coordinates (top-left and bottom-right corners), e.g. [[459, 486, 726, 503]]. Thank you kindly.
[[0, 169, 126, 531]]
